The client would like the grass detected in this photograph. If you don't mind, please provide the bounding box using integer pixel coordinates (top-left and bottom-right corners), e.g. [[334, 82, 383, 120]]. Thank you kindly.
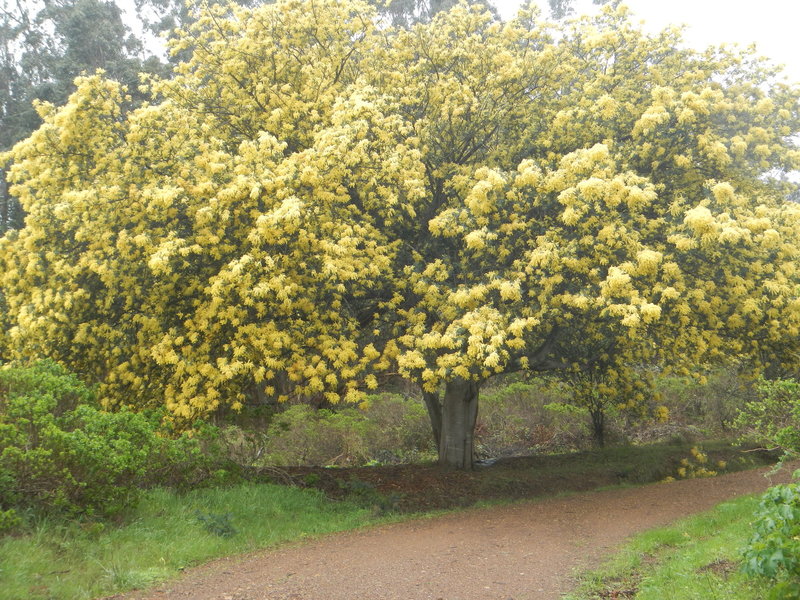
[[565, 493, 772, 600], [0, 483, 384, 600]]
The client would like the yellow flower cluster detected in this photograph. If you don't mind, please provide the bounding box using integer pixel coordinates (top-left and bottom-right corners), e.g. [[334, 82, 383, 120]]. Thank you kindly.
[[1, 0, 799, 422]]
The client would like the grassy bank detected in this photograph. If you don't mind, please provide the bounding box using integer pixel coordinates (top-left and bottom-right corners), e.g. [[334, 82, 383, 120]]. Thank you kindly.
[[565, 493, 771, 600], [0, 483, 382, 600]]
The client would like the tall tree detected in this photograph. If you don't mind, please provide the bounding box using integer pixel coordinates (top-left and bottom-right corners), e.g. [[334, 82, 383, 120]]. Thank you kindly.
[[0, 0, 166, 233], [1, 0, 798, 469]]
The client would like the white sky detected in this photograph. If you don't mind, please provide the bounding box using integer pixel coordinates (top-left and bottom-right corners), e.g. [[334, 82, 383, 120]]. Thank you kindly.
[[494, 0, 800, 82]]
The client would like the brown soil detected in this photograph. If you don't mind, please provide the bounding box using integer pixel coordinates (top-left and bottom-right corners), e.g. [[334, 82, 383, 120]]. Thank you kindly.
[[274, 445, 774, 512], [113, 460, 794, 600]]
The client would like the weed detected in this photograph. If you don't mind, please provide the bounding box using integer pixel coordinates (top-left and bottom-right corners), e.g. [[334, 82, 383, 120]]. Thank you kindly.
[[194, 511, 238, 538], [338, 478, 402, 514]]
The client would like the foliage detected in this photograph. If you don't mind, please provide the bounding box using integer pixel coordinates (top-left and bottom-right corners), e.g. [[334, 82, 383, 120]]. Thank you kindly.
[[194, 510, 238, 538], [262, 394, 433, 466], [2, 0, 799, 467], [0, 360, 234, 517], [742, 481, 800, 599], [475, 379, 591, 455], [655, 368, 756, 436], [662, 446, 724, 482], [736, 378, 800, 455], [561, 361, 655, 446], [0, 0, 168, 234], [0, 360, 152, 515]]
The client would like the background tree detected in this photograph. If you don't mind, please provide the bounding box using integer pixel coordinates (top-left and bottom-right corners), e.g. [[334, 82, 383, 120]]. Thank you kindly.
[[547, 0, 612, 20], [1, 0, 798, 470], [376, 0, 497, 27]]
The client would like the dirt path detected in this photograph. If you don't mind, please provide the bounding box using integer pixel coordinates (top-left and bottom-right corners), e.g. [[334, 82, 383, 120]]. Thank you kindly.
[[122, 465, 794, 600]]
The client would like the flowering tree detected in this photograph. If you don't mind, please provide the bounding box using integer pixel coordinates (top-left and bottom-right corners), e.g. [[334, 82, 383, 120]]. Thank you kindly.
[[2, 0, 799, 468]]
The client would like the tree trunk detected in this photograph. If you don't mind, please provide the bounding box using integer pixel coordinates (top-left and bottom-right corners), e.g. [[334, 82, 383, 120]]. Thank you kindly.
[[422, 390, 442, 449], [0, 167, 23, 234], [438, 378, 479, 469], [590, 407, 605, 447]]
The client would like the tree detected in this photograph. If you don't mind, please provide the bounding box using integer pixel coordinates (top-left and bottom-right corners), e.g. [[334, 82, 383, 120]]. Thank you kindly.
[[2, 0, 799, 469], [374, 0, 497, 27], [0, 0, 167, 234], [546, 0, 611, 20]]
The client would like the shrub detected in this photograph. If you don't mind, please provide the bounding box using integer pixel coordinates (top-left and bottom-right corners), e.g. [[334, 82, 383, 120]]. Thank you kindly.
[[262, 405, 371, 466], [735, 378, 800, 456], [742, 480, 800, 599], [0, 361, 163, 516], [0, 360, 235, 518], [476, 378, 591, 457], [361, 393, 433, 464], [655, 368, 755, 434], [261, 395, 434, 466]]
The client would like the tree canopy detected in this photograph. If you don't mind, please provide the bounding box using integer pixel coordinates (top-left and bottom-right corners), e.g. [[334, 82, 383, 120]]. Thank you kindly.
[[0, 0, 172, 234], [1, 0, 799, 468]]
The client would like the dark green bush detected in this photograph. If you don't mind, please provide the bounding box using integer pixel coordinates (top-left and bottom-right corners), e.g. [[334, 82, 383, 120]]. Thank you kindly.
[[0, 360, 160, 516], [743, 480, 800, 599], [0, 360, 235, 518], [735, 378, 800, 455]]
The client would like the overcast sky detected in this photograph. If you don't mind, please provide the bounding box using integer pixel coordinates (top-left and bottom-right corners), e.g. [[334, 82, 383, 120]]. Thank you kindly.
[[494, 0, 800, 82]]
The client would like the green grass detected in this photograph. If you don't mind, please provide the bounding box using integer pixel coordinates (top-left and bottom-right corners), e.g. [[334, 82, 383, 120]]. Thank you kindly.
[[0, 483, 382, 600], [565, 493, 772, 600]]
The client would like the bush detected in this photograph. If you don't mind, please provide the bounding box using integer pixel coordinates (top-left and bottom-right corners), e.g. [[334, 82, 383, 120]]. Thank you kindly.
[[476, 379, 591, 457], [735, 378, 800, 455], [361, 393, 433, 464], [655, 368, 755, 435], [737, 379, 800, 598], [262, 405, 371, 466], [0, 360, 234, 518], [0, 360, 161, 516], [261, 394, 434, 466], [742, 480, 800, 599]]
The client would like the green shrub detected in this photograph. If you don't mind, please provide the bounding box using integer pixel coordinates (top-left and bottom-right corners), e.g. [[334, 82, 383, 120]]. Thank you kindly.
[[0, 361, 162, 516], [262, 395, 433, 466], [655, 369, 755, 434], [476, 379, 591, 456], [263, 405, 371, 466], [735, 378, 800, 455], [742, 480, 800, 599], [361, 393, 433, 464], [0, 507, 21, 533], [0, 360, 235, 518]]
